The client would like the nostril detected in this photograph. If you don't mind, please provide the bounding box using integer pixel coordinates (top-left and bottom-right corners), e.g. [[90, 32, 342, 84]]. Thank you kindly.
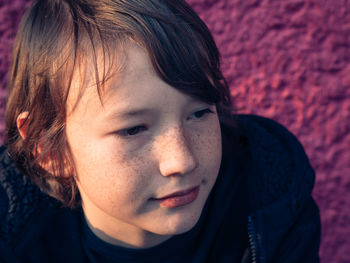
[[159, 153, 197, 177], [158, 143, 197, 177]]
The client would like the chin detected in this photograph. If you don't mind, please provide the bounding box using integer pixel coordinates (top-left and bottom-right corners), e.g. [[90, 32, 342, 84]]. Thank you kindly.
[[153, 203, 204, 236], [155, 218, 200, 237]]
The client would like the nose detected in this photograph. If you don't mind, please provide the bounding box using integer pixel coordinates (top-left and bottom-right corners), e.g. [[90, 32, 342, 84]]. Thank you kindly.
[[156, 127, 198, 177]]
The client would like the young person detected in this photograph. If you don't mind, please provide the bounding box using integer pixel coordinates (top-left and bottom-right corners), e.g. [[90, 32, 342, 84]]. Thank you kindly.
[[0, 0, 320, 262]]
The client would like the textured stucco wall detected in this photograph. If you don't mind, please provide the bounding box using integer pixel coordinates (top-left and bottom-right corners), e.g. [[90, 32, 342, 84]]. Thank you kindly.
[[0, 0, 349, 262], [189, 1, 350, 262]]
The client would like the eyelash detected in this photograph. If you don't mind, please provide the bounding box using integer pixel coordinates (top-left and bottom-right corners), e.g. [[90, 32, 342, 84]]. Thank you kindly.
[[187, 108, 214, 120], [117, 125, 147, 137], [116, 108, 214, 138]]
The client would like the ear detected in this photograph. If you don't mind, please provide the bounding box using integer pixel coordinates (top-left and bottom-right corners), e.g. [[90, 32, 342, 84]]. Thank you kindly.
[[17, 112, 29, 139], [16, 112, 73, 177], [16, 111, 44, 162]]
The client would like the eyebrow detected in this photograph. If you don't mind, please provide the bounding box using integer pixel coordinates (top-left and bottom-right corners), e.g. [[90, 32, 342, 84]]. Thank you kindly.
[[103, 96, 207, 121], [104, 108, 155, 121]]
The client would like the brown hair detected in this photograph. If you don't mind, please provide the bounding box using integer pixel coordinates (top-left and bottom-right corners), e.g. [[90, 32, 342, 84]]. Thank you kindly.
[[6, 0, 232, 207]]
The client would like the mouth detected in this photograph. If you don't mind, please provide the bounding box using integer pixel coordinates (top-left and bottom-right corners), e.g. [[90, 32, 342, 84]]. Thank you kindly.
[[151, 186, 200, 208]]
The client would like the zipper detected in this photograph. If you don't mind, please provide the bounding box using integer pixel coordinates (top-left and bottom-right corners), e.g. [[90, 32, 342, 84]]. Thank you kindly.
[[247, 215, 258, 263]]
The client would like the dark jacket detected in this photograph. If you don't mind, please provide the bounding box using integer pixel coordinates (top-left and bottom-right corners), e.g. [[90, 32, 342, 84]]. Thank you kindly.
[[0, 115, 321, 263]]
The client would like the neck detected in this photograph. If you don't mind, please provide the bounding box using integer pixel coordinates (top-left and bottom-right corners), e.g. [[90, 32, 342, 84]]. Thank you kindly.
[[82, 206, 172, 249]]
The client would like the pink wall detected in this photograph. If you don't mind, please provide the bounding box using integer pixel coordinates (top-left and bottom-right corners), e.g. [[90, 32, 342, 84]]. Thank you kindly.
[[0, 0, 349, 262]]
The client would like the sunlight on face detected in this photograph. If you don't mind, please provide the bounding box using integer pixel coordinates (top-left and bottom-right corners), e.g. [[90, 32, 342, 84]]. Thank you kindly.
[[65, 44, 222, 249]]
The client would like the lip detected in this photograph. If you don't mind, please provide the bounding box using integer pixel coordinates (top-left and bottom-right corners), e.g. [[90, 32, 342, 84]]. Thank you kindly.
[[151, 186, 200, 208]]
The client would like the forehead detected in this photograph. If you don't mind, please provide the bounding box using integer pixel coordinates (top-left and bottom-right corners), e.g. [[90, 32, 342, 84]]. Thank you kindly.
[[66, 43, 144, 112], [66, 43, 170, 118]]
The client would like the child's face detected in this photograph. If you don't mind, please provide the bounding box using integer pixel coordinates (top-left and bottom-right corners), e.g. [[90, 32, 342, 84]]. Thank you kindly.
[[65, 44, 222, 248]]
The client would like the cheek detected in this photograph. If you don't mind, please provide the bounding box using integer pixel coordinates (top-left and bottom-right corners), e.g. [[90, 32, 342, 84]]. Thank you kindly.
[[73, 140, 154, 205], [192, 120, 222, 165]]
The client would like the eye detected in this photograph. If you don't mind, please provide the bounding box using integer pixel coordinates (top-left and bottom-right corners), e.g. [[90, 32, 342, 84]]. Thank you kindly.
[[188, 108, 214, 120], [117, 125, 147, 137]]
